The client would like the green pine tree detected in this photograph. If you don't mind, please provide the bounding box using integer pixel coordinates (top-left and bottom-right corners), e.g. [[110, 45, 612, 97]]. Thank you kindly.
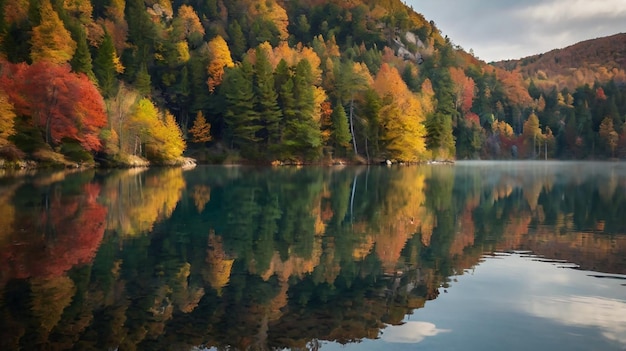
[[69, 24, 94, 80], [281, 59, 322, 160], [222, 62, 261, 154], [426, 41, 457, 159], [254, 46, 282, 152], [93, 31, 117, 98], [331, 103, 351, 155], [135, 63, 151, 96], [227, 21, 247, 61], [361, 88, 382, 158]]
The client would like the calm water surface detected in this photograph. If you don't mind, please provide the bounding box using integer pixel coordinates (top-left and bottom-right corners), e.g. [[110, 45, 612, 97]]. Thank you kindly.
[[0, 161, 625, 350]]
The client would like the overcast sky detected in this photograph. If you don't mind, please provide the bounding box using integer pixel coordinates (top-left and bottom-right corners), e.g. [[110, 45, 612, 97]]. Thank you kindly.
[[404, 0, 626, 62]]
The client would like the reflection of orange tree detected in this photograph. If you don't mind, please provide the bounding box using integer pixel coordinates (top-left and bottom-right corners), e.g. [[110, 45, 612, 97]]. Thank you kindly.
[[100, 168, 185, 236], [203, 231, 235, 295], [449, 206, 475, 257], [523, 230, 626, 274], [192, 185, 211, 213], [0, 183, 19, 248], [311, 168, 430, 279], [367, 167, 432, 273]]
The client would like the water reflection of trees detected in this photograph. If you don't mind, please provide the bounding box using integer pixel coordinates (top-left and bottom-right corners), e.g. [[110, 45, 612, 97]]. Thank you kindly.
[[99, 167, 186, 236], [1, 163, 626, 350]]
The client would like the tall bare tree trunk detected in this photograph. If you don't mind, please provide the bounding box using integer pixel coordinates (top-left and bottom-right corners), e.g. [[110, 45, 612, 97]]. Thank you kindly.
[[45, 85, 58, 146], [349, 95, 358, 155]]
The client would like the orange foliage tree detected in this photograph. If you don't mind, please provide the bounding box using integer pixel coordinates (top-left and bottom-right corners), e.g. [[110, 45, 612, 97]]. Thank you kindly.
[[493, 68, 533, 107], [207, 35, 234, 93], [189, 111, 212, 143], [449, 67, 476, 123]]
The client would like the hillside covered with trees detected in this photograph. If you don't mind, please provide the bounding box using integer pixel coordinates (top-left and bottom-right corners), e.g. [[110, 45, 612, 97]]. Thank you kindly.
[[1, 0, 626, 166]]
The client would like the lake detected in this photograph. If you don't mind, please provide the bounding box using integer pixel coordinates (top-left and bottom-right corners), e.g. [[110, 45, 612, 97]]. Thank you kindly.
[[0, 161, 625, 351]]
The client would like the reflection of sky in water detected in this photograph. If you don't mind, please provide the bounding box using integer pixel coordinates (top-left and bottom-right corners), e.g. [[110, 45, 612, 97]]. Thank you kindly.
[[380, 321, 450, 343], [527, 295, 626, 345], [320, 253, 626, 351]]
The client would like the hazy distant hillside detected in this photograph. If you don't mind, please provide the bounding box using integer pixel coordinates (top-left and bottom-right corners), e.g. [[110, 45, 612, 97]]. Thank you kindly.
[[493, 33, 626, 90]]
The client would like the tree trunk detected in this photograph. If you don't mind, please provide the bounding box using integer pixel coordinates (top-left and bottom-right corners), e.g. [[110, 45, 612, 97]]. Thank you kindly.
[[365, 135, 370, 164], [349, 95, 358, 155], [45, 85, 58, 146]]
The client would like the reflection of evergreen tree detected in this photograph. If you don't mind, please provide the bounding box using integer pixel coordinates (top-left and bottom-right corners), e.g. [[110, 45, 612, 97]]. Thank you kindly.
[[421, 167, 457, 277], [254, 191, 281, 273]]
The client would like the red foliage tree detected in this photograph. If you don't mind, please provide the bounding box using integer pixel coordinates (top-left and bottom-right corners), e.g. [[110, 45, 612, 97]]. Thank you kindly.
[[465, 112, 480, 126], [493, 67, 533, 107], [0, 60, 107, 151], [449, 67, 476, 117], [595, 87, 607, 100]]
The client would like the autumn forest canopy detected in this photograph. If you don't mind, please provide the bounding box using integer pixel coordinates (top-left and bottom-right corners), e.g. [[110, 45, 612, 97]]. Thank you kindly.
[[1, 0, 626, 165]]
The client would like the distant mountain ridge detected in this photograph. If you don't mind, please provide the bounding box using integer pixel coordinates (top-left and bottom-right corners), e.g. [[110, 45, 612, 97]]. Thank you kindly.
[[493, 33, 626, 90]]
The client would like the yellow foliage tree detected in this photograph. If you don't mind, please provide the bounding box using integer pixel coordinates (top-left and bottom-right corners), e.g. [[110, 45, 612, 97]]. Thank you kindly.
[[154, 111, 186, 160], [175, 5, 205, 40], [599, 117, 619, 157], [492, 120, 514, 137], [125, 98, 186, 161], [189, 111, 212, 143], [126, 97, 158, 156], [272, 42, 322, 82], [0, 91, 16, 147], [374, 63, 427, 161], [207, 35, 234, 93], [30, 0, 77, 64], [522, 113, 542, 157], [63, 0, 93, 23], [312, 87, 327, 124], [175, 41, 190, 63], [246, 0, 289, 41]]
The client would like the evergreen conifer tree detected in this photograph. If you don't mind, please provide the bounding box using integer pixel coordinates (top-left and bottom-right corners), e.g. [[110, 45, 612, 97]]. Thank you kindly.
[[331, 104, 351, 154], [254, 46, 282, 150], [222, 62, 261, 153], [94, 31, 117, 97]]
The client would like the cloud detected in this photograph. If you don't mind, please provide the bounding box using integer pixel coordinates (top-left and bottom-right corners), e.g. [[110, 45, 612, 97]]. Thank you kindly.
[[406, 0, 626, 61], [516, 0, 626, 22], [526, 295, 626, 346], [380, 321, 450, 343]]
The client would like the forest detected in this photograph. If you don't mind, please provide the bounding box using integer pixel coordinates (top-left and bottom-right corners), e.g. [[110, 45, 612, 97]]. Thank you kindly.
[[1, 0, 626, 166]]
